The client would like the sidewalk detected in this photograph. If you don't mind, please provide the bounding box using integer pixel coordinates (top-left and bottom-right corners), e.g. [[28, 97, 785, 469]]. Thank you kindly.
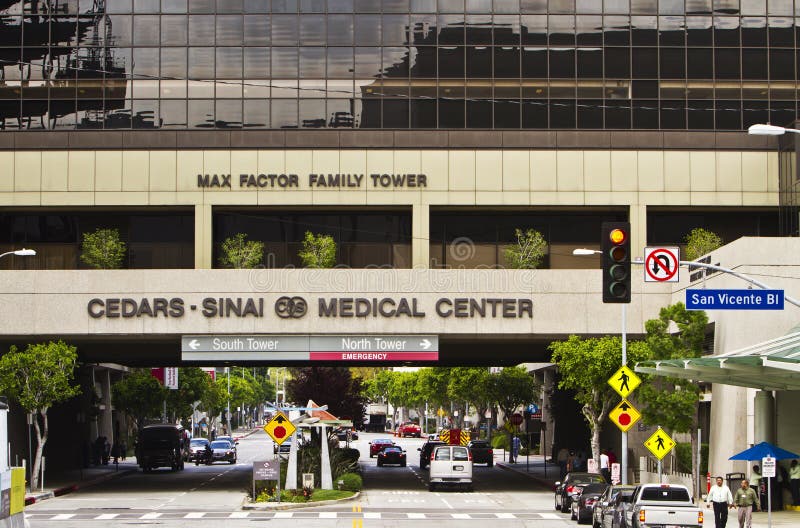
[[24, 426, 260, 505], [496, 453, 800, 528]]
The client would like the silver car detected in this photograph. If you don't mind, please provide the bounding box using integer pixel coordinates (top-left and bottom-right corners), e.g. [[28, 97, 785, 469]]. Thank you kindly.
[[593, 485, 637, 528], [209, 440, 237, 464]]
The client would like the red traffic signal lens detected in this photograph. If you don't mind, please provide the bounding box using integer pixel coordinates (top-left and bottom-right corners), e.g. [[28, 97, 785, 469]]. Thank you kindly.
[[609, 228, 626, 245], [609, 246, 627, 263]]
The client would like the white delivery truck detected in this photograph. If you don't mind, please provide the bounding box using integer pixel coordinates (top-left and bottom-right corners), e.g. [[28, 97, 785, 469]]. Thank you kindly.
[[428, 445, 473, 492]]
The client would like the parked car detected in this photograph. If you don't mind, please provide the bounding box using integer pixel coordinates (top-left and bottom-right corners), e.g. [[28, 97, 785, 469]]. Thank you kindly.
[[369, 438, 396, 457], [571, 482, 608, 523], [428, 445, 472, 491], [273, 442, 291, 455], [216, 435, 238, 446], [594, 485, 637, 528], [629, 484, 703, 528], [335, 428, 359, 441], [466, 440, 493, 467], [209, 439, 237, 464], [554, 472, 607, 513], [188, 438, 210, 463], [397, 422, 422, 438], [418, 440, 446, 469], [377, 446, 407, 467], [135, 424, 189, 473]]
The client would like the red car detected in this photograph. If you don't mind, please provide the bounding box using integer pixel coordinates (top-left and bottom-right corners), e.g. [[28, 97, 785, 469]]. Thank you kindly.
[[369, 438, 395, 457], [397, 422, 421, 438]]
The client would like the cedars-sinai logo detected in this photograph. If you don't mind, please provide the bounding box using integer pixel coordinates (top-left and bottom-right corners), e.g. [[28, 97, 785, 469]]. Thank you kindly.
[[274, 296, 308, 319]]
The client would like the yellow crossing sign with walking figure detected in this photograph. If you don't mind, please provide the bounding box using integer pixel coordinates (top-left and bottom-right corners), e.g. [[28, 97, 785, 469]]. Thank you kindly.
[[607, 365, 641, 398], [643, 427, 675, 460]]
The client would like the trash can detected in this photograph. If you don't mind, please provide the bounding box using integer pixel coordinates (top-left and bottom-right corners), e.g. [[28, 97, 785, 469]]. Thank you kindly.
[[727, 472, 746, 491]]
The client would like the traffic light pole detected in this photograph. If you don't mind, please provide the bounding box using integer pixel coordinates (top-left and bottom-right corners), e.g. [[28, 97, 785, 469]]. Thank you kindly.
[[621, 303, 628, 485]]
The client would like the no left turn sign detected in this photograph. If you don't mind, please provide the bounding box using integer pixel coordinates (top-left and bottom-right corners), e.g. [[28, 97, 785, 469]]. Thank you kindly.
[[644, 247, 680, 282]]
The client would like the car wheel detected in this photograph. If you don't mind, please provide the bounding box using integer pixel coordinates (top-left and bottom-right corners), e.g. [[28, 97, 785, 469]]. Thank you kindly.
[[428, 483, 435, 492], [377, 461, 382, 467], [561, 501, 571, 513], [571, 508, 577, 521], [401, 461, 406, 467], [487, 461, 493, 467]]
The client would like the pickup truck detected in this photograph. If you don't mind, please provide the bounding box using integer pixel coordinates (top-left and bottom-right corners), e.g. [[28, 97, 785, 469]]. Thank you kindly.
[[630, 483, 704, 528]]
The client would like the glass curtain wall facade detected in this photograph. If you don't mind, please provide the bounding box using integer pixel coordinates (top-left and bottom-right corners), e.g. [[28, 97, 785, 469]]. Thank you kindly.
[[1, 0, 799, 130]]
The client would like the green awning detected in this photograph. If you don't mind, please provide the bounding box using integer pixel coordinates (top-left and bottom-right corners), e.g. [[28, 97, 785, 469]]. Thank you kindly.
[[635, 327, 800, 391]]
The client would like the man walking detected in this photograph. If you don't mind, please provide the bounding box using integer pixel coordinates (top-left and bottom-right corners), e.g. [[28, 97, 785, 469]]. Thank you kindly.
[[734, 479, 760, 528], [706, 476, 734, 528], [600, 450, 611, 483]]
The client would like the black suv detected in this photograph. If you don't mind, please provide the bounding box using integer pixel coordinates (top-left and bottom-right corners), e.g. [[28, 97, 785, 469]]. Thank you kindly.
[[467, 440, 493, 467], [417, 440, 446, 469]]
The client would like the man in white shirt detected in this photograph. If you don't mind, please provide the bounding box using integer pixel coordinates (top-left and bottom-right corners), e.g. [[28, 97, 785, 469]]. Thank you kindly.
[[706, 476, 734, 528], [599, 451, 610, 483]]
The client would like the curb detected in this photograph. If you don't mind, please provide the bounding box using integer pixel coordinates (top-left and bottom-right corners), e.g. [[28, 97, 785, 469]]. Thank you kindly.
[[495, 462, 556, 490], [242, 491, 361, 510]]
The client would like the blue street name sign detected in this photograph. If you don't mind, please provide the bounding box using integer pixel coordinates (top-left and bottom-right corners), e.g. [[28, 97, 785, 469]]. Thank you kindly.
[[686, 289, 784, 310]]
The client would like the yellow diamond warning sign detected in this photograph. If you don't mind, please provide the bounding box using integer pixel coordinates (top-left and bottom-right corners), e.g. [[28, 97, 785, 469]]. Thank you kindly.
[[264, 411, 296, 445], [607, 365, 641, 399], [609, 399, 641, 433], [643, 427, 675, 460]]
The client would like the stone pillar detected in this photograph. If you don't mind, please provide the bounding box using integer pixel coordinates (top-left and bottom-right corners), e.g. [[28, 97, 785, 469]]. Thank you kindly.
[[285, 432, 298, 490], [540, 368, 554, 458], [754, 391, 775, 444], [320, 425, 332, 490], [99, 369, 113, 443], [194, 204, 212, 269], [412, 203, 429, 269], [709, 384, 749, 475]]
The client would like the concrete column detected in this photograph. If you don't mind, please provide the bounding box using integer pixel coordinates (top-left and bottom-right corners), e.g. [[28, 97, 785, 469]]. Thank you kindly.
[[320, 425, 332, 490], [285, 432, 298, 490], [629, 204, 647, 257], [194, 204, 213, 269], [412, 203, 430, 269], [754, 390, 775, 444], [99, 369, 113, 443], [540, 368, 554, 458], [709, 385, 749, 475]]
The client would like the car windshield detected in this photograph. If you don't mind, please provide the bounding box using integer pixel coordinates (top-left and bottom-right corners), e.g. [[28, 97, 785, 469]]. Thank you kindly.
[[190, 439, 208, 446], [618, 490, 636, 502], [640, 487, 691, 502], [434, 447, 451, 461], [571, 474, 607, 485], [375, 439, 392, 445], [383, 447, 401, 453], [470, 442, 489, 448], [210, 441, 231, 449], [583, 483, 609, 494], [453, 447, 469, 461]]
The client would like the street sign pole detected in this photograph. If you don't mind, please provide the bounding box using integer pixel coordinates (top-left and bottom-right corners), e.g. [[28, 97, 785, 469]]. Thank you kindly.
[[621, 303, 627, 485]]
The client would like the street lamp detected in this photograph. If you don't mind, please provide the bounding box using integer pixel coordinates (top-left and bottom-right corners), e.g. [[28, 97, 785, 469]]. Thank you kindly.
[[0, 249, 36, 481], [572, 249, 600, 256], [747, 124, 800, 136]]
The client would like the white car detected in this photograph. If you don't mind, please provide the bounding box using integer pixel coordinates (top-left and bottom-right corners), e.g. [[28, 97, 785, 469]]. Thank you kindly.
[[428, 445, 472, 491]]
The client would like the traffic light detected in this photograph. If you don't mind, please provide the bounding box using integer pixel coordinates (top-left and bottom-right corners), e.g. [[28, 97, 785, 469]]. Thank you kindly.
[[601, 221, 631, 303]]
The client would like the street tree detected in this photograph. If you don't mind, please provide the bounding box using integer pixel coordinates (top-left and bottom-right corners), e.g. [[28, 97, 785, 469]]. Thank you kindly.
[[227, 375, 256, 428], [80, 227, 126, 269], [112, 369, 167, 432], [287, 367, 366, 425], [298, 231, 337, 268], [448, 367, 492, 431], [549, 335, 650, 463], [166, 368, 212, 425], [388, 371, 425, 426], [684, 228, 723, 260], [202, 378, 228, 434], [416, 367, 451, 425], [488, 366, 538, 427], [0, 341, 81, 490], [504, 228, 547, 269], [218, 233, 264, 269], [638, 302, 708, 497]]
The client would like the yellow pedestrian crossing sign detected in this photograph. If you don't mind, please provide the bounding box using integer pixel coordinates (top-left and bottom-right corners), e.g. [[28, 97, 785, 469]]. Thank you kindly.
[[608, 399, 641, 433], [608, 365, 641, 398], [643, 427, 675, 460], [264, 411, 296, 445]]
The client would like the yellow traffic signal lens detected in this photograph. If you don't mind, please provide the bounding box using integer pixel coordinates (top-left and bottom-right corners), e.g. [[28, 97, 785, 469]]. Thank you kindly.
[[609, 228, 626, 245]]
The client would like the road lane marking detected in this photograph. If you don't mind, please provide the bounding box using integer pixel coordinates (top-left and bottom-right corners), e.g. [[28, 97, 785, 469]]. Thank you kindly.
[[363, 512, 381, 519], [140, 512, 162, 519], [274, 511, 293, 518], [495, 512, 517, 519], [438, 495, 454, 509], [94, 514, 118, 520], [228, 512, 249, 518], [51, 514, 75, 520], [185, 512, 205, 518], [407, 513, 426, 519], [539, 513, 562, 519], [451, 513, 471, 519], [319, 512, 337, 518]]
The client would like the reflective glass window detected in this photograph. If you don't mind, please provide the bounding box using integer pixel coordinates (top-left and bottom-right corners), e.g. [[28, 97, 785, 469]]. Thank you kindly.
[[383, 15, 411, 46], [217, 15, 244, 46], [300, 15, 326, 45], [244, 48, 270, 79], [355, 15, 381, 46], [189, 15, 215, 46], [243, 16, 271, 46], [216, 47, 243, 79], [299, 47, 326, 78], [328, 15, 354, 46], [244, 0, 270, 12], [493, 15, 521, 45], [355, 47, 382, 78], [272, 47, 299, 77], [133, 16, 160, 46], [328, 48, 354, 78], [301, 0, 326, 12], [272, 15, 299, 45], [384, 0, 411, 13], [161, 16, 188, 46]]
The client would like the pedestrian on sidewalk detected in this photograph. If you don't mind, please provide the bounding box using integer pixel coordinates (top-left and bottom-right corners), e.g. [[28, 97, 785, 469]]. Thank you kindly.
[[750, 464, 763, 510], [706, 476, 734, 528], [511, 435, 521, 464], [600, 450, 611, 483], [734, 479, 760, 528], [790, 459, 800, 506], [557, 447, 569, 478]]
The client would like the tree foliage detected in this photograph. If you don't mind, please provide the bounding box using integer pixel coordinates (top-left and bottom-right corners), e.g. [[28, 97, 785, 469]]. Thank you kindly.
[[504, 228, 547, 269], [298, 231, 337, 268], [549, 335, 650, 462], [166, 368, 212, 425], [0, 341, 81, 489], [684, 228, 723, 260], [219, 233, 264, 269], [80, 228, 127, 269], [287, 367, 366, 425], [112, 369, 166, 430], [489, 366, 538, 420]]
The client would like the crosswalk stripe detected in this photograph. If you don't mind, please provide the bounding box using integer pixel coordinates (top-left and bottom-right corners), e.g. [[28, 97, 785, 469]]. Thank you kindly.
[[451, 513, 471, 519], [363, 512, 381, 519], [141, 512, 162, 519], [95, 514, 118, 520], [407, 513, 426, 519], [185, 512, 205, 518], [319, 512, 337, 518], [51, 514, 75, 520], [538, 513, 562, 519], [228, 512, 250, 518], [274, 511, 293, 518], [495, 513, 516, 519]]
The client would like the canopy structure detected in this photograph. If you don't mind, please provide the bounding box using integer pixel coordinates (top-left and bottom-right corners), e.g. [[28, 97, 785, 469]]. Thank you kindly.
[[729, 441, 800, 461], [635, 327, 800, 391]]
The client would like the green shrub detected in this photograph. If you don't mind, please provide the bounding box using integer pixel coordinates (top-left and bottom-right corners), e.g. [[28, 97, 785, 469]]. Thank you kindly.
[[338, 472, 362, 492], [491, 434, 510, 450]]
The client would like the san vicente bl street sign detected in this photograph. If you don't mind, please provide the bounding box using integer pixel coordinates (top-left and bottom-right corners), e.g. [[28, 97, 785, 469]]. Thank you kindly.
[[181, 335, 439, 362], [685, 289, 784, 310]]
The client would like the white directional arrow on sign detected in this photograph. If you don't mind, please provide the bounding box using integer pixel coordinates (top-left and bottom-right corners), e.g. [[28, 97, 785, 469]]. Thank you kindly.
[[189, 339, 200, 350], [420, 339, 432, 350]]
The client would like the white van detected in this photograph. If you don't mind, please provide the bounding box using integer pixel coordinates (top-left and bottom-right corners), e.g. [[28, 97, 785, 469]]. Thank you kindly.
[[428, 445, 473, 491]]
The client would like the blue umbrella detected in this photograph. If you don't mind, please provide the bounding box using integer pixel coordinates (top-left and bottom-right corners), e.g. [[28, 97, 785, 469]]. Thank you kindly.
[[729, 441, 800, 461]]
